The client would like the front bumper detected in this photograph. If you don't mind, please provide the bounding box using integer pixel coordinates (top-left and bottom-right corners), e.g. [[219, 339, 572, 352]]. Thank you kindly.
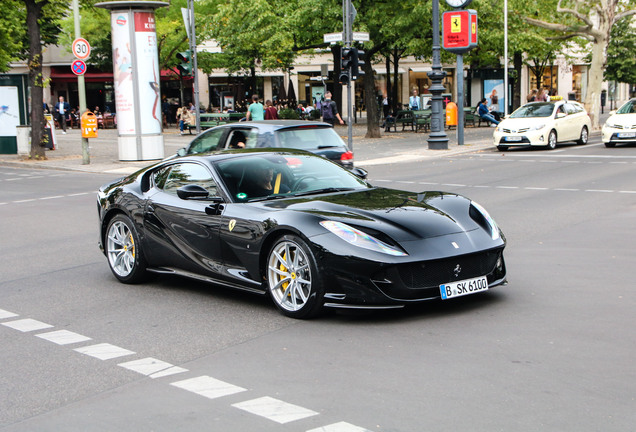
[[493, 129, 549, 147], [602, 126, 636, 144]]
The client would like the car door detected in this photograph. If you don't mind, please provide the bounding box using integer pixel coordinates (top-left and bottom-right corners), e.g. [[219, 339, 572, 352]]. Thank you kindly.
[[565, 103, 586, 139], [553, 104, 572, 141], [143, 162, 225, 276]]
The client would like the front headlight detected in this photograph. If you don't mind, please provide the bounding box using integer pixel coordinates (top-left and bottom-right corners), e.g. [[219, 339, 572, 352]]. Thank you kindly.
[[470, 201, 500, 240], [605, 123, 620, 129], [529, 123, 546, 131], [319, 220, 408, 256]]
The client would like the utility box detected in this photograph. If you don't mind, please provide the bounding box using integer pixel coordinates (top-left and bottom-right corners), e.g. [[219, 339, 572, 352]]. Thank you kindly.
[[81, 111, 98, 138]]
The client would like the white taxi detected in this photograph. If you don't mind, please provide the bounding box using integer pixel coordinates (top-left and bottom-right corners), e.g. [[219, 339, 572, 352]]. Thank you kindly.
[[602, 98, 636, 148], [493, 99, 591, 151]]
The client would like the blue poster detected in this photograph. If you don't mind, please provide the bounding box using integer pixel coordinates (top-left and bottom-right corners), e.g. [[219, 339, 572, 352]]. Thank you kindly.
[[484, 79, 504, 113]]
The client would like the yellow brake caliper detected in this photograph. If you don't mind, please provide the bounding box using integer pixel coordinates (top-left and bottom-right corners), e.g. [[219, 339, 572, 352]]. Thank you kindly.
[[279, 252, 290, 295], [129, 233, 135, 259]]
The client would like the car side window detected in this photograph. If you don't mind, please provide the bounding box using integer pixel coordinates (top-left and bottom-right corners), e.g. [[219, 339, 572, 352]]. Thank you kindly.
[[162, 163, 218, 197], [153, 166, 171, 189], [564, 103, 577, 115], [557, 105, 567, 116], [187, 128, 226, 155]]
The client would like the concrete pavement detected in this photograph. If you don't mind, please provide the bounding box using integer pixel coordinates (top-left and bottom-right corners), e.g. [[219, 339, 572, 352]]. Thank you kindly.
[[0, 118, 600, 174]]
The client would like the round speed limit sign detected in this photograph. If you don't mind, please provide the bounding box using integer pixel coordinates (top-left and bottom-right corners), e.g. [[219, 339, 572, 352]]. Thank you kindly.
[[72, 38, 91, 60]]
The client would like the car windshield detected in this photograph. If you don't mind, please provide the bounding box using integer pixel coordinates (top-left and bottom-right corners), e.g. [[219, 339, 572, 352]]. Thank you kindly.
[[275, 127, 346, 150], [616, 100, 636, 114], [510, 103, 555, 118], [214, 153, 368, 202]]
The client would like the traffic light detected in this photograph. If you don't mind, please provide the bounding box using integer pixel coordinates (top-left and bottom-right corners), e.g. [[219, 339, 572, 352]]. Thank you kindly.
[[176, 50, 192, 76], [340, 48, 353, 84], [352, 48, 365, 80]]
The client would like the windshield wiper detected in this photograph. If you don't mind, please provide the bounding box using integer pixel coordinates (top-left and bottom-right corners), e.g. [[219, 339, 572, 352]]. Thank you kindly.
[[292, 187, 357, 197], [317, 145, 340, 149], [246, 194, 291, 202]]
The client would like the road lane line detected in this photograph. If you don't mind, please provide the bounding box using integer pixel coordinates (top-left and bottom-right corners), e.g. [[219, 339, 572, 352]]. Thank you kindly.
[[74, 343, 136, 360], [232, 396, 319, 424], [307, 422, 373, 432], [2, 318, 54, 332], [118, 357, 188, 378], [171, 375, 246, 399], [36, 330, 92, 345], [0, 309, 19, 319]]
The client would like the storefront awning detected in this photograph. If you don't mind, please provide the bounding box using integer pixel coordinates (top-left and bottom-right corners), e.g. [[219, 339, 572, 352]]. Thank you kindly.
[[372, 67, 406, 74], [410, 66, 432, 73], [207, 70, 285, 78]]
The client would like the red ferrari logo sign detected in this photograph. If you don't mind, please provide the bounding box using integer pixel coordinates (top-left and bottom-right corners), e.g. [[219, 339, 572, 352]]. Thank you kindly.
[[442, 10, 478, 54]]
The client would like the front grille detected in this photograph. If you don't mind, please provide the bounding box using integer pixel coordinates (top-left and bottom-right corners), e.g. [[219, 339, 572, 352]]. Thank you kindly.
[[396, 250, 501, 289], [502, 128, 529, 133]]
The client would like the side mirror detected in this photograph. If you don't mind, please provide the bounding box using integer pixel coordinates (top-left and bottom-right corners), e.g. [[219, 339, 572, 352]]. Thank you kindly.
[[349, 167, 368, 180], [177, 148, 187, 157], [556, 112, 566, 119], [177, 184, 209, 200]]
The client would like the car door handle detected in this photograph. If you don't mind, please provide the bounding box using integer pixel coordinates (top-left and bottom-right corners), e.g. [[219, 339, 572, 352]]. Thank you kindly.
[[147, 204, 155, 213]]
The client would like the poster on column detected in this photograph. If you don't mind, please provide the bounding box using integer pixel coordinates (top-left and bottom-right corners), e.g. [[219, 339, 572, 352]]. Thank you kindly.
[[111, 12, 135, 134], [134, 12, 162, 134], [484, 79, 504, 114], [0, 87, 20, 137]]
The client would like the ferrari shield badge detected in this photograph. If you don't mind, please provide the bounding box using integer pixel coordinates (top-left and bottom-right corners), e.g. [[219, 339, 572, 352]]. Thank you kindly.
[[228, 219, 236, 232]]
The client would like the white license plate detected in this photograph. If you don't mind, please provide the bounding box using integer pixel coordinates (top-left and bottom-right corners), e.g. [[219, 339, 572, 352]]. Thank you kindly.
[[617, 132, 636, 138], [504, 136, 522, 142], [440, 275, 488, 300]]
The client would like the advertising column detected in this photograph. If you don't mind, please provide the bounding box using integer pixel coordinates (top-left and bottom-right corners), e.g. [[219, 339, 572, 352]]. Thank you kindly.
[[97, 1, 168, 161]]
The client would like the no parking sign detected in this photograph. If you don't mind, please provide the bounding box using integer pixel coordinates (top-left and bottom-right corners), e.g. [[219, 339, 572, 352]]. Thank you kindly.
[[71, 59, 87, 76]]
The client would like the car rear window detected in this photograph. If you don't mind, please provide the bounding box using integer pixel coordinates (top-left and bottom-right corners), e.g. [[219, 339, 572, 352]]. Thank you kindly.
[[274, 127, 346, 151]]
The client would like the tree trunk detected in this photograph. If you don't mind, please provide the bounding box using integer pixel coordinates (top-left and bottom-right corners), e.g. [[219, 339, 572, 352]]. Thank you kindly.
[[25, 0, 47, 159], [513, 52, 522, 111], [385, 55, 392, 113], [584, 31, 610, 129], [363, 59, 380, 138]]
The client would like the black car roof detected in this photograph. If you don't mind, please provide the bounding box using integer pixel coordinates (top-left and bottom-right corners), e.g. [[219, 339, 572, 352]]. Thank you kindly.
[[215, 120, 332, 131]]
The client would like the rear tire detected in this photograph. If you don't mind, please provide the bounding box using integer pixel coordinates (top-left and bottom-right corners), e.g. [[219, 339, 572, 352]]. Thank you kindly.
[[105, 214, 148, 283], [577, 126, 589, 145], [266, 235, 324, 319]]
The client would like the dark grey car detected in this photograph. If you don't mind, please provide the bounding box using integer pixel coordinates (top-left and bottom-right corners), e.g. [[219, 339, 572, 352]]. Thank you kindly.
[[177, 120, 354, 168]]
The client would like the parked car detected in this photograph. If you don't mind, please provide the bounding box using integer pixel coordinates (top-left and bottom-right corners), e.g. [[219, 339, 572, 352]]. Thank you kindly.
[[493, 99, 591, 151], [174, 120, 354, 169], [98, 150, 507, 319], [602, 98, 636, 148]]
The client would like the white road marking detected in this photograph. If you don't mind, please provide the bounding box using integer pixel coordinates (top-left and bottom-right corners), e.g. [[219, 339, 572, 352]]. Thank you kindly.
[[554, 188, 580, 192], [232, 396, 319, 424], [619, 190, 636, 194], [118, 357, 188, 378], [74, 343, 136, 360], [171, 375, 246, 399], [2, 318, 53, 332], [307, 422, 372, 432], [39, 195, 65, 200], [12, 199, 37, 203], [585, 189, 614, 193], [525, 187, 549, 190], [0, 309, 19, 319], [36, 330, 92, 345]]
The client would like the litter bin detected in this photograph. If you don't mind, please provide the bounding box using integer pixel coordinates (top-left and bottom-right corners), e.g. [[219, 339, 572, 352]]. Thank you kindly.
[[81, 111, 99, 138], [446, 102, 458, 127]]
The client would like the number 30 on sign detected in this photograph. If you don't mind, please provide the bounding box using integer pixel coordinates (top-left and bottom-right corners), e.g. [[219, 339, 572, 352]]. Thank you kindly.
[[72, 38, 91, 60]]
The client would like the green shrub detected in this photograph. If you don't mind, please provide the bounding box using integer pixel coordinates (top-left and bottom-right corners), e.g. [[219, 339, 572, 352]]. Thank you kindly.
[[278, 108, 300, 119]]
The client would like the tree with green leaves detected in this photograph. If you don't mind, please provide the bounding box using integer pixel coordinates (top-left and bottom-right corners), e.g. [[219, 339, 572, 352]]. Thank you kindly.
[[605, 17, 636, 88], [524, 0, 636, 128]]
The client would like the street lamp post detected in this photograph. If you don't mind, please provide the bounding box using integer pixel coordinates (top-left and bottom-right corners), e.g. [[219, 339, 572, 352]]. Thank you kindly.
[[427, 0, 449, 150]]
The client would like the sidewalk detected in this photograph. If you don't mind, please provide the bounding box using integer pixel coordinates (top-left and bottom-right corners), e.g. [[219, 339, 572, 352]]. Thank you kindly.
[[0, 121, 528, 175]]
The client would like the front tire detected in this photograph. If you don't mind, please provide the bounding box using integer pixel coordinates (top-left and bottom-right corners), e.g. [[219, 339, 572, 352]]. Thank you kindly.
[[497, 145, 508, 152], [266, 235, 324, 319], [105, 214, 148, 283], [546, 130, 557, 150], [605, 142, 616, 148], [577, 126, 589, 145]]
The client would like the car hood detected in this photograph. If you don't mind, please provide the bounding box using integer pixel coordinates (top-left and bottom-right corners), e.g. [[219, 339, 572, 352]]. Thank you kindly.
[[605, 113, 636, 127], [260, 188, 480, 242], [500, 117, 550, 130]]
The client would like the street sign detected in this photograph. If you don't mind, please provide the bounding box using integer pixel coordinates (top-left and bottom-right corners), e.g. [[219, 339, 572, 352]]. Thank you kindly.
[[71, 59, 87, 76], [352, 32, 370, 42], [72, 38, 91, 60], [442, 10, 478, 54], [323, 32, 343, 43]]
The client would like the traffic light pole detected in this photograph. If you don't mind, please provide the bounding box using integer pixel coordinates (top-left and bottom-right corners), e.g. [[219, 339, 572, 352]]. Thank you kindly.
[[344, 0, 353, 152], [427, 0, 449, 150], [188, 0, 200, 134]]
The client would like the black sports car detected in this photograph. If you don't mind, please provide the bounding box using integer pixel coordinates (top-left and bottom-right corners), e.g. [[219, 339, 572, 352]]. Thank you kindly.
[[98, 150, 507, 318], [174, 120, 354, 169]]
